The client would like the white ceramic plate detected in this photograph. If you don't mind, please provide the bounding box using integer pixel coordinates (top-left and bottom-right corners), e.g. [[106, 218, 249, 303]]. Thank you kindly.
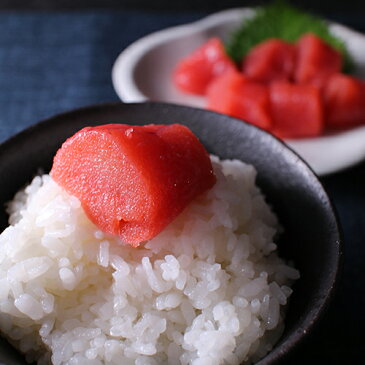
[[112, 8, 365, 176]]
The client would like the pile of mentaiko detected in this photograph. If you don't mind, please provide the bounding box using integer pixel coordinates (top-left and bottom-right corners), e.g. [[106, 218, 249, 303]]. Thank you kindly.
[[0, 124, 299, 365]]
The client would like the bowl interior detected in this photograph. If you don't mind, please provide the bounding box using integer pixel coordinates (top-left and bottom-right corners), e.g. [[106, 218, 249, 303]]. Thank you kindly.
[[0, 102, 341, 364]]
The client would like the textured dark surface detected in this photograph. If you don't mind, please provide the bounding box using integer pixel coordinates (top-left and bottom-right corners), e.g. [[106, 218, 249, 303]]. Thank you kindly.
[[0, 102, 342, 365], [0, 8, 363, 365], [0, 0, 364, 13]]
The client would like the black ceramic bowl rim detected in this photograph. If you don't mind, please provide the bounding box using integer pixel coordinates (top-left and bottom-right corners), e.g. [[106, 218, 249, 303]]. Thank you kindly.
[[0, 101, 343, 365]]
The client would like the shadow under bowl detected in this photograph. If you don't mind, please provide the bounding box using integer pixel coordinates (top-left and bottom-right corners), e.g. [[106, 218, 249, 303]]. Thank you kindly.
[[0, 102, 342, 365]]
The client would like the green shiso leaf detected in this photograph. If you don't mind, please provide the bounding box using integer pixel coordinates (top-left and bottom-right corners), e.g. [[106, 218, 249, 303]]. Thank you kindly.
[[226, 1, 353, 73]]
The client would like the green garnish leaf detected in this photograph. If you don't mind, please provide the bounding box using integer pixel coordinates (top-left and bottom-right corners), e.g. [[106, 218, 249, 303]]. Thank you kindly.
[[226, 0, 353, 73]]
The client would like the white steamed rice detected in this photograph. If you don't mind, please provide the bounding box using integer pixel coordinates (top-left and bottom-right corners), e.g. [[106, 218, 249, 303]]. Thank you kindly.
[[0, 156, 299, 365]]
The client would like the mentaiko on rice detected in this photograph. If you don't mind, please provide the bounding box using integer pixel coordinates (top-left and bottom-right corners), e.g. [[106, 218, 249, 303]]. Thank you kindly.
[[0, 156, 299, 365]]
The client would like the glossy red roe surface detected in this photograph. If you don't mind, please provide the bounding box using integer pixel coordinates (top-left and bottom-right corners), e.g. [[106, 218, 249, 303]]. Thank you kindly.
[[294, 33, 342, 84], [51, 124, 216, 246], [173, 37, 236, 95], [207, 71, 272, 130], [270, 81, 324, 138], [242, 38, 296, 83], [324, 73, 365, 129]]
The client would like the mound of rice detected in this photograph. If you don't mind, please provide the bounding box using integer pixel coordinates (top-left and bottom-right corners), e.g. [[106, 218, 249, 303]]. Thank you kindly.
[[0, 156, 299, 365]]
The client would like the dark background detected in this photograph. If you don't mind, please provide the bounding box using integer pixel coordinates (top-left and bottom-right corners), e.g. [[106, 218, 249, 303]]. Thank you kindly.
[[0, 1, 364, 365], [1, 1, 364, 38], [0, 0, 364, 13]]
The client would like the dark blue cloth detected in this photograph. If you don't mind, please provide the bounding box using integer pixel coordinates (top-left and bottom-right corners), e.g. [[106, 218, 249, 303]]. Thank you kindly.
[[0, 10, 205, 142], [0, 9, 364, 365]]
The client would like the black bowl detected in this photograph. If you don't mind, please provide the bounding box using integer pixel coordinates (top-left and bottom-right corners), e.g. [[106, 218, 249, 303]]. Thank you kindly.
[[0, 102, 342, 365]]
